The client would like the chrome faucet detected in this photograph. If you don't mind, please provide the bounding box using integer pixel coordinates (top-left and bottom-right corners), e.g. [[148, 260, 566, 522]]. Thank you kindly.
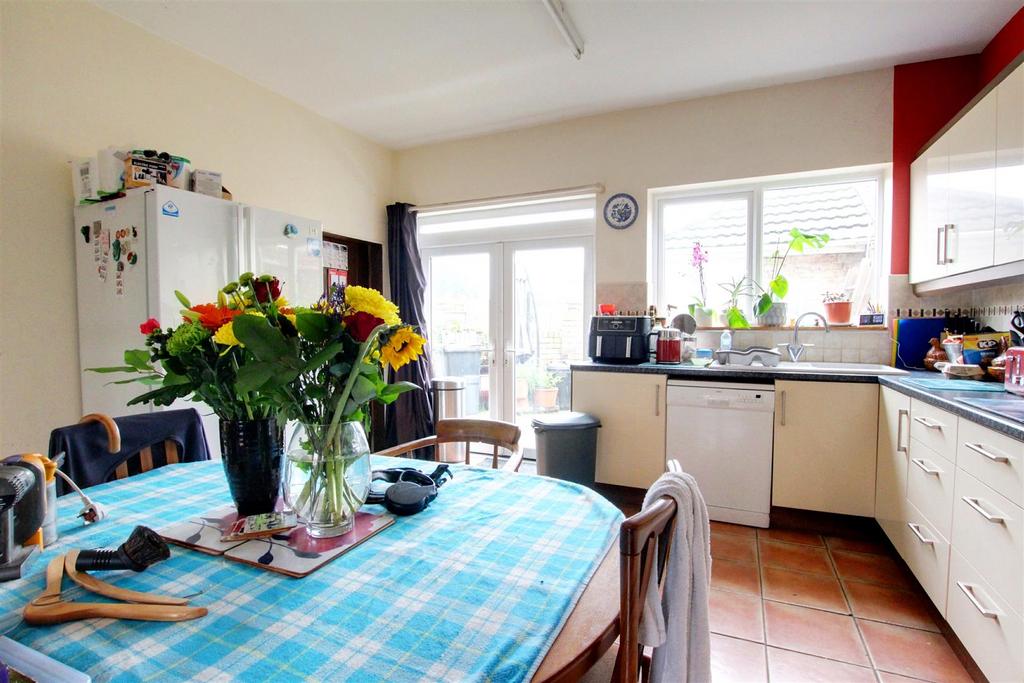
[[780, 312, 830, 362]]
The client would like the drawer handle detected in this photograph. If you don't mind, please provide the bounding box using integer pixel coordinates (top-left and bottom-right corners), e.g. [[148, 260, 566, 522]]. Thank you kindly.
[[897, 409, 909, 454], [956, 581, 1002, 619], [962, 496, 1007, 524], [964, 442, 1010, 464], [913, 416, 943, 430], [911, 458, 943, 475], [907, 522, 936, 545]]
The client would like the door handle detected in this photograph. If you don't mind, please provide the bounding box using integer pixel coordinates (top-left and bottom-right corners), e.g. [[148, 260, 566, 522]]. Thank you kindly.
[[907, 522, 936, 545], [964, 442, 1010, 464], [913, 416, 943, 430], [944, 224, 955, 264], [779, 390, 786, 426], [897, 409, 909, 453], [956, 581, 1001, 619], [962, 496, 1007, 524], [936, 226, 945, 265], [654, 385, 661, 417], [911, 458, 943, 475]]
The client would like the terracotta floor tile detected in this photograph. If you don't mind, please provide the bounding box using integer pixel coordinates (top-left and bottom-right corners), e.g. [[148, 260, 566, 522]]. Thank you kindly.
[[763, 601, 870, 666], [759, 539, 834, 576], [767, 647, 877, 682], [845, 581, 939, 632], [877, 673, 932, 683], [758, 528, 824, 546], [826, 535, 889, 556], [711, 634, 768, 683], [762, 566, 850, 613], [859, 620, 972, 683], [711, 520, 757, 538], [710, 588, 765, 642], [712, 558, 761, 596], [711, 531, 758, 563], [832, 549, 915, 589]]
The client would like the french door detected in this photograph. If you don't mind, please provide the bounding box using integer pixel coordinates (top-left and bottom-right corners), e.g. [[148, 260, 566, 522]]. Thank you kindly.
[[423, 237, 593, 447]]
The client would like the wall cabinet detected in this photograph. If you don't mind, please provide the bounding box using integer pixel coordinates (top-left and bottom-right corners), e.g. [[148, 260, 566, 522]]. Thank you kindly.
[[995, 63, 1024, 265], [909, 61, 1024, 285], [772, 380, 878, 516], [570, 371, 666, 489]]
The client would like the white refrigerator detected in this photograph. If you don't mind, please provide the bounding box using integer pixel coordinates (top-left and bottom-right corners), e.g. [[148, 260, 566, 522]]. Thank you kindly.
[[74, 186, 323, 456]]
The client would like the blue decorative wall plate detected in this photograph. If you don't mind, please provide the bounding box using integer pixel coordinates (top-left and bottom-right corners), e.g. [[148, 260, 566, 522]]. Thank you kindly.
[[603, 193, 638, 229]]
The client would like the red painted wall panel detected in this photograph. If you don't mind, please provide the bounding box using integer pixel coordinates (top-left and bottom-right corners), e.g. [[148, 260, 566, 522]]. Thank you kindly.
[[890, 6, 1024, 275]]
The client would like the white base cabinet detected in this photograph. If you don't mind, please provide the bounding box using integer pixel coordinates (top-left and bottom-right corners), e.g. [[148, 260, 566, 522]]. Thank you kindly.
[[570, 371, 666, 489], [875, 392, 1024, 683]]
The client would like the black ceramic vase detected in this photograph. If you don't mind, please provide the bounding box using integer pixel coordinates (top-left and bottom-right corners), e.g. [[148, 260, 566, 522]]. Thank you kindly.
[[219, 418, 284, 517]]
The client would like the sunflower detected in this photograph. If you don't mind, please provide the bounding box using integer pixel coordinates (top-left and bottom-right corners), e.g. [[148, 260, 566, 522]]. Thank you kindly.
[[345, 286, 400, 326], [379, 327, 426, 371]]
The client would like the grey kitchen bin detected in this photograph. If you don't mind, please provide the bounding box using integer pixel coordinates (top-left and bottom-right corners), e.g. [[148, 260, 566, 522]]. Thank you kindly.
[[531, 412, 601, 487], [432, 377, 465, 463]]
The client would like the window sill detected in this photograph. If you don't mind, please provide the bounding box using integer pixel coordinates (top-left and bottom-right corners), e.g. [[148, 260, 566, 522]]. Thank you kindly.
[[694, 324, 887, 332]]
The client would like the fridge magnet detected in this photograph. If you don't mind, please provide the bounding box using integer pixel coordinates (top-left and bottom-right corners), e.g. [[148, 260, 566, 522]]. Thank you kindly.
[[283, 223, 299, 238], [131, 226, 138, 238], [80, 226, 91, 244], [603, 193, 638, 229], [306, 237, 322, 257], [161, 201, 179, 218], [112, 238, 121, 262], [127, 252, 138, 266], [115, 270, 125, 297]]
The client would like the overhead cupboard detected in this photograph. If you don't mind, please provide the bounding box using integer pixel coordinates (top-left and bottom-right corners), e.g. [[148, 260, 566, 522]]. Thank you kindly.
[[909, 60, 1024, 288]]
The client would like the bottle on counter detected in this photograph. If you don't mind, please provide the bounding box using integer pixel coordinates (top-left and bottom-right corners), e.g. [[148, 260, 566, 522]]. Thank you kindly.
[[720, 329, 732, 351]]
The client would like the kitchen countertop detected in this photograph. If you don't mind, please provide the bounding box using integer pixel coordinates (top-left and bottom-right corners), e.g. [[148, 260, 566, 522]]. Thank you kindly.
[[571, 362, 1024, 441]]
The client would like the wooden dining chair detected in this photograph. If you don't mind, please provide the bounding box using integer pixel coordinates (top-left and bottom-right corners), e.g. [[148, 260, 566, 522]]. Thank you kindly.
[[375, 418, 524, 472], [581, 493, 679, 683]]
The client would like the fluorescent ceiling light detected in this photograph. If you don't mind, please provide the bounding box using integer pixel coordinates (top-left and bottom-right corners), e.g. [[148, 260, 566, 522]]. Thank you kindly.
[[542, 0, 584, 60]]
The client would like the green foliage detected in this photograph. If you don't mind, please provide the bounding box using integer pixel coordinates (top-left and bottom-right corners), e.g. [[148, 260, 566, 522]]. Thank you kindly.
[[755, 228, 830, 315]]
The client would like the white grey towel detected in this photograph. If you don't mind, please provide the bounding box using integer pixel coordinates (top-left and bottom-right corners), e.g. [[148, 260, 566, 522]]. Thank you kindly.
[[638, 471, 712, 683]]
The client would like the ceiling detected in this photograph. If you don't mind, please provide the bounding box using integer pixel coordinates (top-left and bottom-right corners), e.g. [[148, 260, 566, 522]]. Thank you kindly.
[[97, 1, 1020, 149]]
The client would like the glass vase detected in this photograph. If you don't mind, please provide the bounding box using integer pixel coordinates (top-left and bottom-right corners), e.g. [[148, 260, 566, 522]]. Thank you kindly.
[[219, 418, 285, 517], [284, 421, 372, 538]]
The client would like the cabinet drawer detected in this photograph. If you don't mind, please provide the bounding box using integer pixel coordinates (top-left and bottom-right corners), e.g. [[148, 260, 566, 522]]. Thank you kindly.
[[957, 418, 1024, 508], [946, 549, 1023, 683], [903, 500, 951, 614], [951, 469, 1023, 616], [907, 441, 955, 541], [910, 400, 957, 463]]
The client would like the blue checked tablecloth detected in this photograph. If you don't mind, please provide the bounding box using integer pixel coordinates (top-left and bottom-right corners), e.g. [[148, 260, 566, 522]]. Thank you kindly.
[[0, 458, 622, 682]]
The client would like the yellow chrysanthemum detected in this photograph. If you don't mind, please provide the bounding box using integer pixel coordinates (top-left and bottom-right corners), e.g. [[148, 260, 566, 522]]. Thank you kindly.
[[213, 321, 240, 347], [212, 311, 265, 347], [379, 327, 426, 371], [275, 296, 290, 309], [345, 286, 400, 326], [284, 313, 297, 327]]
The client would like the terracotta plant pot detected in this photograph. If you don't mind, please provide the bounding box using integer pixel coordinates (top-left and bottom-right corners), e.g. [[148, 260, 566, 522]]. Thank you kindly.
[[533, 387, 559, 411], [823, 301, 852, 324]]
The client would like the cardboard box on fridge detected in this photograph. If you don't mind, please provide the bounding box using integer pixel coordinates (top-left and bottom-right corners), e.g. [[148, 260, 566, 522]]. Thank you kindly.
[[190, 169, 223, 198], [124, 154, 169, 188]]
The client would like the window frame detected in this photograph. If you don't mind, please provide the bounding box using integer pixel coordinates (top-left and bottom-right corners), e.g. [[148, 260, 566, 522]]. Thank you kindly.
[[652, 168, 888, 318]]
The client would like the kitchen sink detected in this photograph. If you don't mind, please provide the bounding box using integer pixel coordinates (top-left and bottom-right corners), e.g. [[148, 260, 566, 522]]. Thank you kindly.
[[708, 361, 907, 376]]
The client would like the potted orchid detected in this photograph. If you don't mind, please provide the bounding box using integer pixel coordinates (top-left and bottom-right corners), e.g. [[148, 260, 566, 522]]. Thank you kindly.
[[687, 242, 713, 327]]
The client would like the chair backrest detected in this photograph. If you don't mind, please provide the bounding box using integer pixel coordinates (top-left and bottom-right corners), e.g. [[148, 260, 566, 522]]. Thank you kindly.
[[50, 410, 209, 491], [617, 494, 678, 683], [435, 418, 521, 469]]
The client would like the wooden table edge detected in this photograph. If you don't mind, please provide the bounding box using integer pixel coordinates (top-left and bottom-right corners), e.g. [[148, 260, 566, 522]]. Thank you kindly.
[[532, 542, 619, 682]]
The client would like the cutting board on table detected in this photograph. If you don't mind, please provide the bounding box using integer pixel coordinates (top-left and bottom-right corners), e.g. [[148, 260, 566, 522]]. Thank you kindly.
[[893, 318, 946, 370]]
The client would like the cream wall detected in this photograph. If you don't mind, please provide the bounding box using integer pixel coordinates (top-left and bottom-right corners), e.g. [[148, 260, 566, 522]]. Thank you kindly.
[[0, 1, 394, 452], [395, 68, 894, 290]]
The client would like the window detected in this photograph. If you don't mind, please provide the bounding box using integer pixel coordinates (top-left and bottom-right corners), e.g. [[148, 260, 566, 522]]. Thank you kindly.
[[655, 171, 884, 324]]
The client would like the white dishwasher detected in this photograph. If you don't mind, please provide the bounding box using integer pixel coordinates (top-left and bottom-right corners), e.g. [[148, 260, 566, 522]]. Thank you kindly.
[[666, 380, 775, 528]]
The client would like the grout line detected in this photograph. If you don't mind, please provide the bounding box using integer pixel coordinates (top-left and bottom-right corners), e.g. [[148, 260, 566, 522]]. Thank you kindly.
[[830, 540, 883, 679], [756, 529, 771, 682]]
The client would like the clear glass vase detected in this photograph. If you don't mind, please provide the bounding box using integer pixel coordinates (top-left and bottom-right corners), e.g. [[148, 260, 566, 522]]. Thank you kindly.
[[284, 421, 372, 538]]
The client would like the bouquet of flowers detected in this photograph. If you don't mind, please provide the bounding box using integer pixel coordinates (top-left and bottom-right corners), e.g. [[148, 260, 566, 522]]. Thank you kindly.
[[91, 274, 427, 531]]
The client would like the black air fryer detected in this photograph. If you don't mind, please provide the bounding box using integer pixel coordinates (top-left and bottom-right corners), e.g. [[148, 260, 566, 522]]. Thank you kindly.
[[587, 316, 652, 364]]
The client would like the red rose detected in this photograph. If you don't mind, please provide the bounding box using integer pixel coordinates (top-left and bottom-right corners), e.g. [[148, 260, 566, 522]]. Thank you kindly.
[[343, 311, 385, 342], [139, 318, 160, 335], [253, 278, 282, 303]]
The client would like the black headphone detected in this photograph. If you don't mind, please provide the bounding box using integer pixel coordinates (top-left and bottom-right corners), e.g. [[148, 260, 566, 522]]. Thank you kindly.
[[366, 464, 452, 516]]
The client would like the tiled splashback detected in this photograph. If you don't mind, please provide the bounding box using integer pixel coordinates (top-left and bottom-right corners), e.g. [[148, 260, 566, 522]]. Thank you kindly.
[[691, 328, 892, 365], [888, 275, 1024, 331]]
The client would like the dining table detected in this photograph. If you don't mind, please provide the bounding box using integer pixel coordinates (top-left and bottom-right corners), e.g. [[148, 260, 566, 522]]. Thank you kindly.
[[0, 456, 623, 682]]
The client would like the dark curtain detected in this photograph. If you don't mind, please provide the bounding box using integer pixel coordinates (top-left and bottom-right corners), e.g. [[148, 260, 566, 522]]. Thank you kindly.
[[384, 203, 435, 455]]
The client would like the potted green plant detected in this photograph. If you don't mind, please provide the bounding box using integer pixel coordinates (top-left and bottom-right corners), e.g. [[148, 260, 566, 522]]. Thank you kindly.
[[755, 228, 830, 326], [687, 242, 713, 327], [822, 290, 853, 324], [718, 277, 752, 329], [525, 367, 559, 411]]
